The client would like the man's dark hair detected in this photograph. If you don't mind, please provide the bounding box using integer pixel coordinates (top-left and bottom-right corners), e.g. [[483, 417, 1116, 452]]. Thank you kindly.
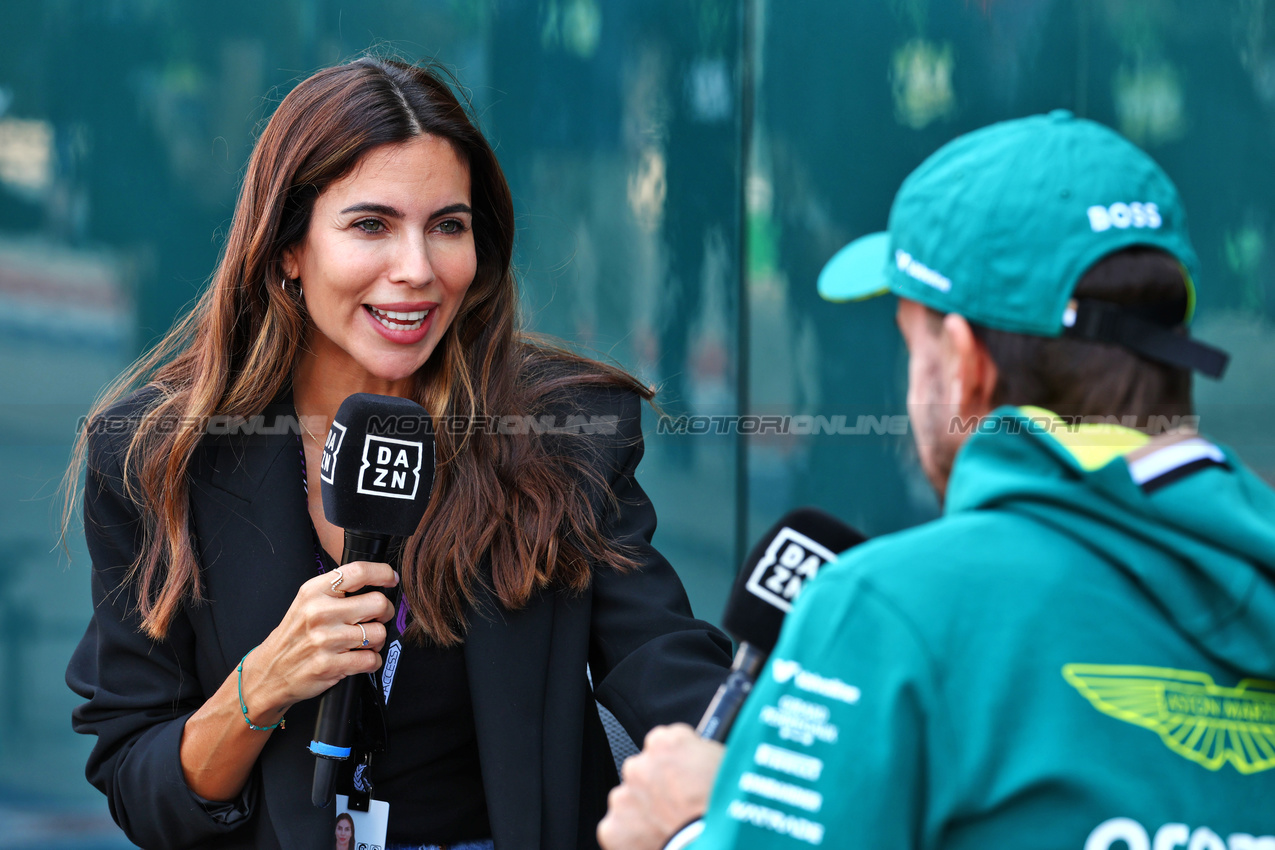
[[967, 248, 1194, 421]]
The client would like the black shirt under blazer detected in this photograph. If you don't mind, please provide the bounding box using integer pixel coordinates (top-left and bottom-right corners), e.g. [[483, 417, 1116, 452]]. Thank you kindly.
[[67, 386, 732, 849]]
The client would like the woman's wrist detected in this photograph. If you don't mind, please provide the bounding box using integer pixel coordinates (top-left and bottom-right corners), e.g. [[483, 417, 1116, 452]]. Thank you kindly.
[[181, 661, 279, 801], [238, 644, 290, 725]]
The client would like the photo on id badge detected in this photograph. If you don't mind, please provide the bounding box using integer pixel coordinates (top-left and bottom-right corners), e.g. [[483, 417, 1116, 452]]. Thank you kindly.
[[335, 795, 389, 850]]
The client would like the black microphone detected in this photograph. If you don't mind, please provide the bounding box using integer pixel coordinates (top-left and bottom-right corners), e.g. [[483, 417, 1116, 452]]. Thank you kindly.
[[696, 507, 865, 742], [310, 393, 435, 808]]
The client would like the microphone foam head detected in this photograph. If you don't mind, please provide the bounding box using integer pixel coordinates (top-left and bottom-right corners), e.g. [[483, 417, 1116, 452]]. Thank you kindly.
[[722, 507, 866, 650], [319, 393, 435, 536]]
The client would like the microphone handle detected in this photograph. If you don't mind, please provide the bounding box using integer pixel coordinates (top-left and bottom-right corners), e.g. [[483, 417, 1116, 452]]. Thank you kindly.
[[310, 530, 392, 807], [312, 755, 341, 808], [341, 530, 390, 566], [696, 643, 768, 742]]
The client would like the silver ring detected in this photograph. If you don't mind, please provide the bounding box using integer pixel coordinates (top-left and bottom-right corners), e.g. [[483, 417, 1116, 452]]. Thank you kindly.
[[329, 569, 346, 593], [357, 622, 369, 648]]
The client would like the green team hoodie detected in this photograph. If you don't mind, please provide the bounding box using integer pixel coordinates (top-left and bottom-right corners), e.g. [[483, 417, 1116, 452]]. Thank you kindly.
[[696, 406, 1275, 849]]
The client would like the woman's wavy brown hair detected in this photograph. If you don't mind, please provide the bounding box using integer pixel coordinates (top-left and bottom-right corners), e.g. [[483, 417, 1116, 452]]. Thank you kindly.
[[65, 57, 652, 644]]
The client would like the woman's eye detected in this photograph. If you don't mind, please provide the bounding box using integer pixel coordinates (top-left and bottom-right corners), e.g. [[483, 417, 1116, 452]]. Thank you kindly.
[[436, 219, 467, 234], [354, 219, 385, 233]]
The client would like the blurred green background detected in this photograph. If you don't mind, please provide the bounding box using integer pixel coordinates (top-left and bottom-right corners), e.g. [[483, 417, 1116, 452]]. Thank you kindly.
[[2, 1, 1273, 845]]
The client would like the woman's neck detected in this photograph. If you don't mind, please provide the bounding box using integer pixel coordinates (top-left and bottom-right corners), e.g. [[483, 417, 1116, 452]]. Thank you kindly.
[[292, 338, 415, 424]]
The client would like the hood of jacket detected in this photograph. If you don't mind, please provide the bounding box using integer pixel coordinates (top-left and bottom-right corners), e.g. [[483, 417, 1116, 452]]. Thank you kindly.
[[944, 406, 1275, 680]]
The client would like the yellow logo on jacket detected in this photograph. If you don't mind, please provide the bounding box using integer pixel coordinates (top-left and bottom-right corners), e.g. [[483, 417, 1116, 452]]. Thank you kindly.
[[1062, 664, 1275, 774]]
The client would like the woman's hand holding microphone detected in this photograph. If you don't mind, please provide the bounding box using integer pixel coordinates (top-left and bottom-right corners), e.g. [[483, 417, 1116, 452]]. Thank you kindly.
[[178, 561, 398, 802], [245, 561, 399, 714]]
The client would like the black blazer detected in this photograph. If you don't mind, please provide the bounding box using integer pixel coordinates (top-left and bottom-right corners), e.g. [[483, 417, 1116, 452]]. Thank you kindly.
[[67, 386, 732, 849]]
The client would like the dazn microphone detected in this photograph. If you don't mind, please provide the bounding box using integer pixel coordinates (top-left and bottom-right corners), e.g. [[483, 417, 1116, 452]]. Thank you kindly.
[[310, 393, 435, 808], [696, 507, 865, 742]]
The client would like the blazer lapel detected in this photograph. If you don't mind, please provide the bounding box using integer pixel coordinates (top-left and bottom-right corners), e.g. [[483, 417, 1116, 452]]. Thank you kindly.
[[189, 403, 332, 847], [193, 403, 315, 668], [465, 579, 552, 848]]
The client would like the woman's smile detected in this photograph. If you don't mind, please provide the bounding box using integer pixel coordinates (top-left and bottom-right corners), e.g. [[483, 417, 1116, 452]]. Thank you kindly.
[[368, 304, 432, 331], [364, 301, 438, 343]]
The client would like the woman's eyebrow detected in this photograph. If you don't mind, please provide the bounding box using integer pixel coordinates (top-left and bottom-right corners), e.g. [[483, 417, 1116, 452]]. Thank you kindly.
[[338, 202, 473, 218], [432, 203, 473, 217], [339, 202, 402, 217]]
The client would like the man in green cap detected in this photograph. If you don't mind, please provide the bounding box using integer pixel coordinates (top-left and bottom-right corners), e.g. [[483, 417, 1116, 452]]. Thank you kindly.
[[598, 111, 1275, 849]]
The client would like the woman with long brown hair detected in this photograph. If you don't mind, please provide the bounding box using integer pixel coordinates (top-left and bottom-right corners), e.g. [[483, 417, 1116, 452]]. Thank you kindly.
[[66, 56, 730, 849]]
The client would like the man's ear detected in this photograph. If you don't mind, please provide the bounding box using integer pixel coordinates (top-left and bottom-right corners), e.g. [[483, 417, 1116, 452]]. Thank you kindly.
[[941, 313, 999, 419]]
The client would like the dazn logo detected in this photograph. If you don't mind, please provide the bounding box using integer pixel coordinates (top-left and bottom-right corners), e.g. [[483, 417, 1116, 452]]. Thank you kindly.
[[356, 436, 424, 500], [745, 527, 840, 612], [319, 422, 347, 486]]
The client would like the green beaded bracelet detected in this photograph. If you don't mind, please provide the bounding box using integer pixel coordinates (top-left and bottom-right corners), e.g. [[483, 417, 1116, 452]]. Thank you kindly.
[[237, 647, 284, 732]]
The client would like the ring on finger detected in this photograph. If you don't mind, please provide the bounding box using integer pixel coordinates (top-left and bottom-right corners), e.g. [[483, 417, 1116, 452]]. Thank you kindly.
[[329, 569, 346, 593], [357, 622, 369, 648]]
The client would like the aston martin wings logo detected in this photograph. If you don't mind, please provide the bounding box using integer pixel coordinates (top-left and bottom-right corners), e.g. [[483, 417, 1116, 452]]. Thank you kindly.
[[1062, 664, 1275, 774]]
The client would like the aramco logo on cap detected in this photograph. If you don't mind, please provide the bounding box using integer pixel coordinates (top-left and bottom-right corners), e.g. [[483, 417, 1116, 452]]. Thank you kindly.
[[356, 435, 424, 500], [895, 249, 951, 293]]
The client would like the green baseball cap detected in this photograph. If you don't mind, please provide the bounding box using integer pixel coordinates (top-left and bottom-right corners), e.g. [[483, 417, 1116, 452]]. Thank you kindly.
[[818, 110, 1198, 335]]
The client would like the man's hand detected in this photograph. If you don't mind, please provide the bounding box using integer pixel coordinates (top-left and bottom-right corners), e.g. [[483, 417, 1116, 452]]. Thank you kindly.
[[598, 723, 725, 850]]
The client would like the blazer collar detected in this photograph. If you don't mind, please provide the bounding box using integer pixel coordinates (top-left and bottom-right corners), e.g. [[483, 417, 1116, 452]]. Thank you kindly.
[[201, 396, 305, 501]]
